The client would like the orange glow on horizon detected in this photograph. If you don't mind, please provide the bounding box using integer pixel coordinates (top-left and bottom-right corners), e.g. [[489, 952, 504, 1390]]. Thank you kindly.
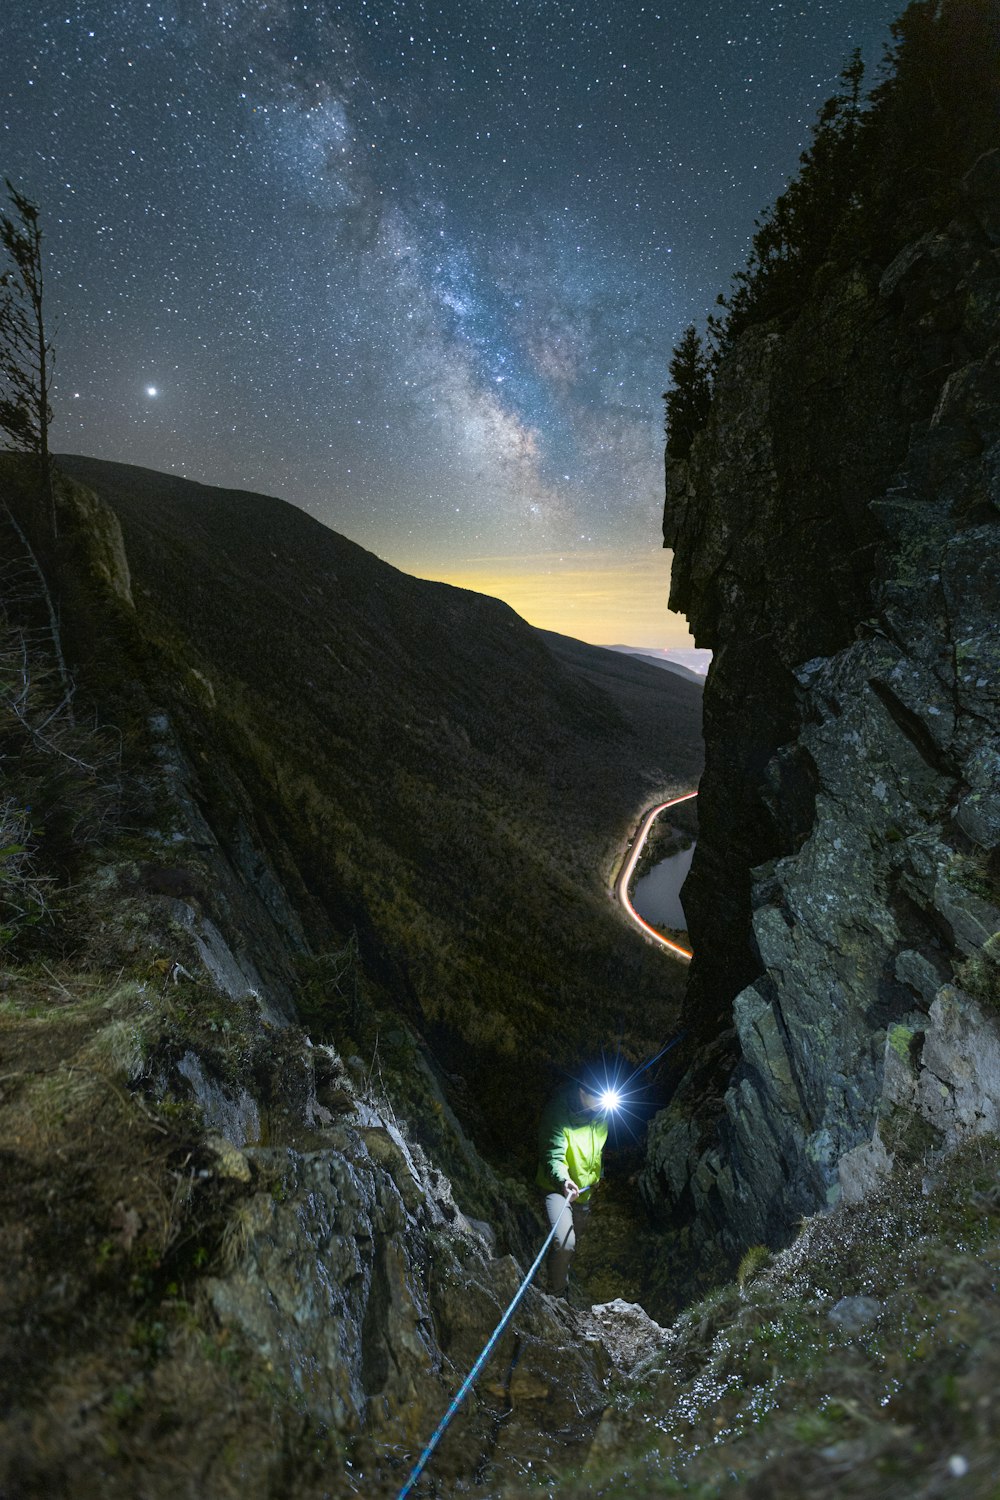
[[394, 546, 695, 650]]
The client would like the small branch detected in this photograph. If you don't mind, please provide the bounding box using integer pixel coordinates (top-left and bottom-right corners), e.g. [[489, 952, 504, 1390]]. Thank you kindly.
[[1, 501, 73, 718], [38, 960, 74, 999]]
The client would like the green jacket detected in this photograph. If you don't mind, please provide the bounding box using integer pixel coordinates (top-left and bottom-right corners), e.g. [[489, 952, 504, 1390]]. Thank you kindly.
[[536, 1085, 608, 1200]]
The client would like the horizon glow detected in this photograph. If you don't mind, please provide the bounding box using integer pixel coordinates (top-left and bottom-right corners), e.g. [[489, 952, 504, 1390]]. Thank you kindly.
[[406, 543, 694, 648]]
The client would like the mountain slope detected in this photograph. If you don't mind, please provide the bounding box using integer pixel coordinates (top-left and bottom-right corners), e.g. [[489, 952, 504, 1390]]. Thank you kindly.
[[538, 629, 705, 689], [601, 643, 708, 684], [54, 453, 703, 1162]]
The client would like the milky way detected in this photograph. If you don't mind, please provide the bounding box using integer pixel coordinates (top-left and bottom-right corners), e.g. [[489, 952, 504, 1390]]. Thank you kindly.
[[4, 1, 900, 644]]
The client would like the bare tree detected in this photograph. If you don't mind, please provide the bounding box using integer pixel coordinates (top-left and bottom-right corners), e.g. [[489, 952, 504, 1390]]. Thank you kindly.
[[0, 185, 70, 705], [0, 181, 55, 535]]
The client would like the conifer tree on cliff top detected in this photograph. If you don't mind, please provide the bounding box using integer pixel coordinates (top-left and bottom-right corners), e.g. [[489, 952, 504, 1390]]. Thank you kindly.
[[663, 326, 712, 463], [663, 0, 1000, 465]]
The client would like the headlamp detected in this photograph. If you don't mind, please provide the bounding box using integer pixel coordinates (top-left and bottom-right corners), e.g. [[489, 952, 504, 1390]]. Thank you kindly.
[[599, 1088, 622, 1112]]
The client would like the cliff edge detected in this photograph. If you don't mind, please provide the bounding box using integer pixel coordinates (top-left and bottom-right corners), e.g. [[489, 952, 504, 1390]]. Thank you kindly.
[[652, 46, 1000, 1258]]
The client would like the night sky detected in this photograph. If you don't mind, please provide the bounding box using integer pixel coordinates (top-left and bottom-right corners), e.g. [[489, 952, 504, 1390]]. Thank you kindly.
[[4, 1, 900, 646]]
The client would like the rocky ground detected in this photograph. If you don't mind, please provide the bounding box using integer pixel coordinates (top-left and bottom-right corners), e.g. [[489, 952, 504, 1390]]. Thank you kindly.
[[7, 921, 997, 1499], [510, 1137, 1000, 1500], [0, 949, 612, 1497]]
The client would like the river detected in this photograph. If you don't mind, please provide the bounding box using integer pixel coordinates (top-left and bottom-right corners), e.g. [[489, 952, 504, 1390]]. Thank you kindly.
[[631, 843, 694, 930]]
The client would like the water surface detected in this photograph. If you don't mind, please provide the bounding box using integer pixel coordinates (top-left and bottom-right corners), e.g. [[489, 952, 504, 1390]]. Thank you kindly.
[[632, 843, 694, 930]]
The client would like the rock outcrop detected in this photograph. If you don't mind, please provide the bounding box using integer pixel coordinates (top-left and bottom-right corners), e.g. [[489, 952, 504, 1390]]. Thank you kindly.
[[201, 1118, 613, 1490], [1, 459, 674, 1496], [649, 149, 1000, 1258]]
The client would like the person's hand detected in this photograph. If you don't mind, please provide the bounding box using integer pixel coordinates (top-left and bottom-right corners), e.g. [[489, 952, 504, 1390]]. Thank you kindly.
[[563, 1179, 580, 1202]]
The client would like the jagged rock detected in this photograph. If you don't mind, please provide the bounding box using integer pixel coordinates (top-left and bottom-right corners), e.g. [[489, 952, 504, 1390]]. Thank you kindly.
[[954, 772, 1000, 849], [176, 1050, 260, 1147], [58, 473, 134, 607], [208, 1140, 432, 1435], [657, 187, 1000, 1258], [963, 148, 1000, 246], [588, 1298, 666, 1373], [916, 987, 1000, 1141], [828, 1295, 883, 1332], [204, 1131, 253, 1181], [141, 710, 308, 1024], [643, 1113, 702, 1204], [933, 866, 1000, 956], [193, 1106, 613, 1487], [838, 1126, 893, 1206], [894, 947, 949, 1004], [835, 984, 1000, 1196], [357, 1123, 426, 1212]]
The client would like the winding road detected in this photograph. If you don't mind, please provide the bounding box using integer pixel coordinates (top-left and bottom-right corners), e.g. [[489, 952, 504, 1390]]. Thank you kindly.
[[614, 791, 698, 960]]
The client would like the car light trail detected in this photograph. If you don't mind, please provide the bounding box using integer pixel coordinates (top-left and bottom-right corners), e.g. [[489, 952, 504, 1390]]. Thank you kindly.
[[614, 791, 698, 960]]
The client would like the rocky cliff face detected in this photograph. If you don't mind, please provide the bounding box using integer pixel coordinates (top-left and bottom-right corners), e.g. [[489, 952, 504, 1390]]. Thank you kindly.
[[0, 475, 634, 1496], [648, 149, 1000, 1258]]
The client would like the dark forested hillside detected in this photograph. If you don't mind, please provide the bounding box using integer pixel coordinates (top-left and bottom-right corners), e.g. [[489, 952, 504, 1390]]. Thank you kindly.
[[51, 454, 703, 1162], [0, 446, 704, 1496]]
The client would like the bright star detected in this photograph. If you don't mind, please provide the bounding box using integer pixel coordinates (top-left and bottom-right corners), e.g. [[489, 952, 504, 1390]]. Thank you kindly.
[[146, 386, 158, 397]]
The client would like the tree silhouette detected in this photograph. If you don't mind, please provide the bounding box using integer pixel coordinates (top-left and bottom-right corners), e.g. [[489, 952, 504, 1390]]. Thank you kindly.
[[0, 184, 71, 707], [663, 326, 712, 462], [662, 0, 1000, 463], [0, 182, 55, 535], [715, 48, 868, 347]]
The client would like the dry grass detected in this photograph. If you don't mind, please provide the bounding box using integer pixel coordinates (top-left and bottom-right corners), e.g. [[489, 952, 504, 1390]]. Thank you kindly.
[[0, 956, 319, 1500]]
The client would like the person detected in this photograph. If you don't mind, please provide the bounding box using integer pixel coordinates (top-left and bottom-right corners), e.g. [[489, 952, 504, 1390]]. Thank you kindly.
[[535, 1076, 610, 1297]]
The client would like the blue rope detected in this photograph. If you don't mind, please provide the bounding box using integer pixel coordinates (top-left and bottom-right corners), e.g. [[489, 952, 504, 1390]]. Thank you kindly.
[[395, 1198, 572, 1499], [622, 1030, 686, 1087]]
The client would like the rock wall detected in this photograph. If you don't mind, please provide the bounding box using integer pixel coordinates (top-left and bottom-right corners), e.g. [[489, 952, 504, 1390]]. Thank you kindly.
[[0, 480, 627, 1495], [202, 1114, 613, 1491], [129, 692, 623, 1492], [647, 151, 1000, 1257]]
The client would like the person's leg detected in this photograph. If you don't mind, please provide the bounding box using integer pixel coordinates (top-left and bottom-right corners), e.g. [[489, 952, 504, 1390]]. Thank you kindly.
[[544, 1192, 575, 1293]]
